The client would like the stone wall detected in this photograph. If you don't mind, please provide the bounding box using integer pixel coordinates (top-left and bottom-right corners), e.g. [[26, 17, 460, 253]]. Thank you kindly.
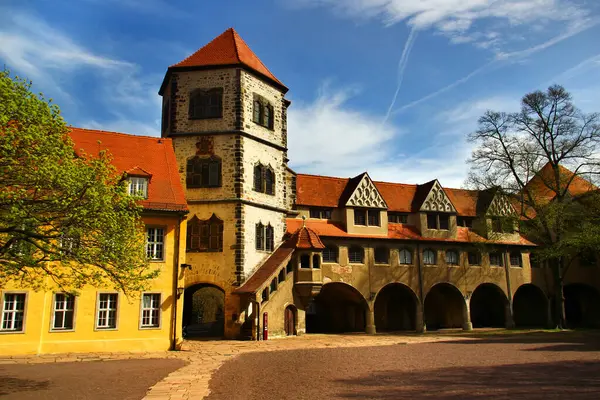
[[242, 138, 287, 210]]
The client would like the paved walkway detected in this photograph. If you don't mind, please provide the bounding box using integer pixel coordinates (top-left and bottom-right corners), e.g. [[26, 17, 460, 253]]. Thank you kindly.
[[145, 333, 466, 399]]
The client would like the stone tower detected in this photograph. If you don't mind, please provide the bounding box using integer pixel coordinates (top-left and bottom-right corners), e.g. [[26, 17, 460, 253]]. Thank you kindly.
[[159, 28, 291, 338]]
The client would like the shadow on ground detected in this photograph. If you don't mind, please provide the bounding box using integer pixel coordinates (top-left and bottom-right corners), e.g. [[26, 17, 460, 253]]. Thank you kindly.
[[335, 360, 600, 399], [0, 376, 49, 396]]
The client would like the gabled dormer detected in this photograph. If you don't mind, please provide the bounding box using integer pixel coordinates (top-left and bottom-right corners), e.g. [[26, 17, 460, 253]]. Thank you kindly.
[[476, 188, 519, 240], [414, 179, 457, 238], [342, 173, 388, 235]]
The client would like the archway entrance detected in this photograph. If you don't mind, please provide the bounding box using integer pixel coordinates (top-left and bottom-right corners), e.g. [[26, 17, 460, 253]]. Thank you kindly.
[[306, 283, 368, 333], [513, 284, 548, 328], [374, 283, 417, 331], [470, 283, 508, 328], [182, 284, 225, 338], [564, 284, 600, 328], [284, 305, 297, 336], [424, 283, 465, 330]]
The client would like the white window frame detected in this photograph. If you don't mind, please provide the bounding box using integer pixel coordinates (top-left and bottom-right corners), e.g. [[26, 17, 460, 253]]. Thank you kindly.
[[146, 226, 165, 261], [399, 249, 413, 265], [128, 177, 148, 198], [139, 293, 162, 329], [1, 292, 27, 333], [95, 292, 119, 330], [50, 293, 76, 332]]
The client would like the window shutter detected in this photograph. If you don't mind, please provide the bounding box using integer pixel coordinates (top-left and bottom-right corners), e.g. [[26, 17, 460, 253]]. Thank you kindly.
[[256, 224, 264, 250], [265, 168, 274, 195], [253, 101, 261, 123], [254, 165, 263, 192], [208, 160, 220, 187]]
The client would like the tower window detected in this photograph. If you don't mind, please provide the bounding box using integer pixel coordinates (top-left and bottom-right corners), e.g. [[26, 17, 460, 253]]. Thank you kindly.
[[252, 95, 274, 129], [187, 214, 224, 252], [186, 156, 221, 188], [255, 223, 274, 252], [253, 163, 275, 195], [189, 88, 223, 119]]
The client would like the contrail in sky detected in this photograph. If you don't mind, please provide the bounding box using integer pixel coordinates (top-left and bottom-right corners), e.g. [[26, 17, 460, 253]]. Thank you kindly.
[[381, 26, 418, 129]]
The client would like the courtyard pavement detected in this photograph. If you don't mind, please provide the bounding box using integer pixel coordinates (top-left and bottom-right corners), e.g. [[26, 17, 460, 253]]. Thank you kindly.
[[1, 331, 599, 399]]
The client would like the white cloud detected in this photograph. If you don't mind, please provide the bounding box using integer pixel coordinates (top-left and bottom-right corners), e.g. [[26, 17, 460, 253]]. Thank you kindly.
[[0, 8, 161, 136], [287, 83, 483, 187]]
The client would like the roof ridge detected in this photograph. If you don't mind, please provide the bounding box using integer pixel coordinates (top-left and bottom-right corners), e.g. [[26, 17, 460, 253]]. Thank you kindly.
[[230, 28, 241, 63], [69, 127, 168, 141]]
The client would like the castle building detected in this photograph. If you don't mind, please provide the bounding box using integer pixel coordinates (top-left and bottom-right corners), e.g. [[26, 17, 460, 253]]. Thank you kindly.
[[2, 28, 599, 354]]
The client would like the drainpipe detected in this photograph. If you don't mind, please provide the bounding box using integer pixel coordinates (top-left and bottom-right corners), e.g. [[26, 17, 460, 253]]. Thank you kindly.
[[416, 243, 425, 333], [503, 248, 515, 329], [171, 214, 184, 351]]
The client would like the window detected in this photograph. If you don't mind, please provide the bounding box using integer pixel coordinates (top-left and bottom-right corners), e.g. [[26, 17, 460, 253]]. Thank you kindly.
[[457, 217, 474, 228], [146, 227, 164, 260], [261, 289, 268, 303], [510, 251, 522, 267], [348, 246, 364, 264], [322, 246, 338, 263], [389, 212, 408, 224], [489, 252, 503, 267], [128, 177, 148, 198], [278, 269, 285, 283], [491, 217, 514, 233], [312, 254, 321, 269], [265, 224, 274, 252], [423, 249, 436, 265], [186, 156, 221, 188], [252, 96, 274, 129], [368, 210, 381, 226], [354, 209, 366, 225], [256, 223, 264, 251], [375, 247, 389, 264], [309, 208, 332, 219], [187, 215, 223, 252], [286, 261, 293, 274], [399, 249, 412, 265], [52, 293, 75, 331], [300, 254, 310, 268], [445, 250, 459, 265], [270, 279, 277, 293], [253, 164, 275, 195], [426, 213, 450, 230], [96, 293, 118, 329], [189, 88, 222, 119], [1, 293, 26, 332], [468, 252, 481, 266], [141, 293, 161, 328], [59, 233, 80, 255]]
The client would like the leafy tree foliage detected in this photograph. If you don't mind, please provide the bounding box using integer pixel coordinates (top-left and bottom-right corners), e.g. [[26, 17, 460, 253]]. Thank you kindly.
[[0, 70, 156, 293], [468, 85, 600, 328]]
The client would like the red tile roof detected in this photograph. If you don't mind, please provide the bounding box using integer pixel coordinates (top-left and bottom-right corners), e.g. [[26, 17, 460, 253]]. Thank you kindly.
[[69, 127, 188, 212], [286, 219, 535, 247], [234, 246, 294, 294], [170, 28, 285, 89], [288, 225, 325, 249], [524, 163, 597, 202], [296, 173, 479, 216]]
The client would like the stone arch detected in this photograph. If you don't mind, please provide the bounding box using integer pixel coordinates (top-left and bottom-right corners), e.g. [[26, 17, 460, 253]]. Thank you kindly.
[[564, 283, 600, 328], [424, 283, 466, 330], [470, 283, 509, 328], [182, 283, 225, 338], [374, 283, 418, 331], [306, 282, 368, 333], [513, 284, 548, 328]]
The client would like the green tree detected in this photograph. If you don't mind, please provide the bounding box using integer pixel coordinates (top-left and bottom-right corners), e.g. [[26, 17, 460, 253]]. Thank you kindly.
[[0, 70, 157, 294], [468, 85, 600, 328]]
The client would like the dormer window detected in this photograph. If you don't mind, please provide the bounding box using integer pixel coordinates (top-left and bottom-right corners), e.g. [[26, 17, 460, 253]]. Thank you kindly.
[[128, 177, 148, 198], [189, 88, 222, 119], [252, 95, 274, 129], [388, 212, 408, 223], [354, 209, 381, 226], [310, 208, 332, 219], [426, 213, 449, 230]]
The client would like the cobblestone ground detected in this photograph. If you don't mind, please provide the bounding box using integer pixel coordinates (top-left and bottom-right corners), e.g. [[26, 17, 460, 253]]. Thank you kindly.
[[2, 331, 598, 399]]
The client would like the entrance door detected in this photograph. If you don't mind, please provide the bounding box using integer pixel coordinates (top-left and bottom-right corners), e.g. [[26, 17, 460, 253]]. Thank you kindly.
[[284, 306, 296, 336]]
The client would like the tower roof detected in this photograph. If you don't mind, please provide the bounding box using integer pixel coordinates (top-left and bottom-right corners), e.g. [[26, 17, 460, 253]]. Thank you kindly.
[[161, 28, 286, 93]]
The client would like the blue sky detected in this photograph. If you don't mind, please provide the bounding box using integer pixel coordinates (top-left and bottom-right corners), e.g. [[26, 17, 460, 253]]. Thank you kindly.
[[2, 0, 600, 187]]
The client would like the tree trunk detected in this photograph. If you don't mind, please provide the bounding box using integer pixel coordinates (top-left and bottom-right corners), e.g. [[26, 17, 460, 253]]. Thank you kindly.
[[551, 257, 566, 329]]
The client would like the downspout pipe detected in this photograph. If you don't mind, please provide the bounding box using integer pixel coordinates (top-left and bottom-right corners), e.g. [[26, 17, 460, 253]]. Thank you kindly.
[[416, 243, 425, 333], [171, 213, 184, 351]]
